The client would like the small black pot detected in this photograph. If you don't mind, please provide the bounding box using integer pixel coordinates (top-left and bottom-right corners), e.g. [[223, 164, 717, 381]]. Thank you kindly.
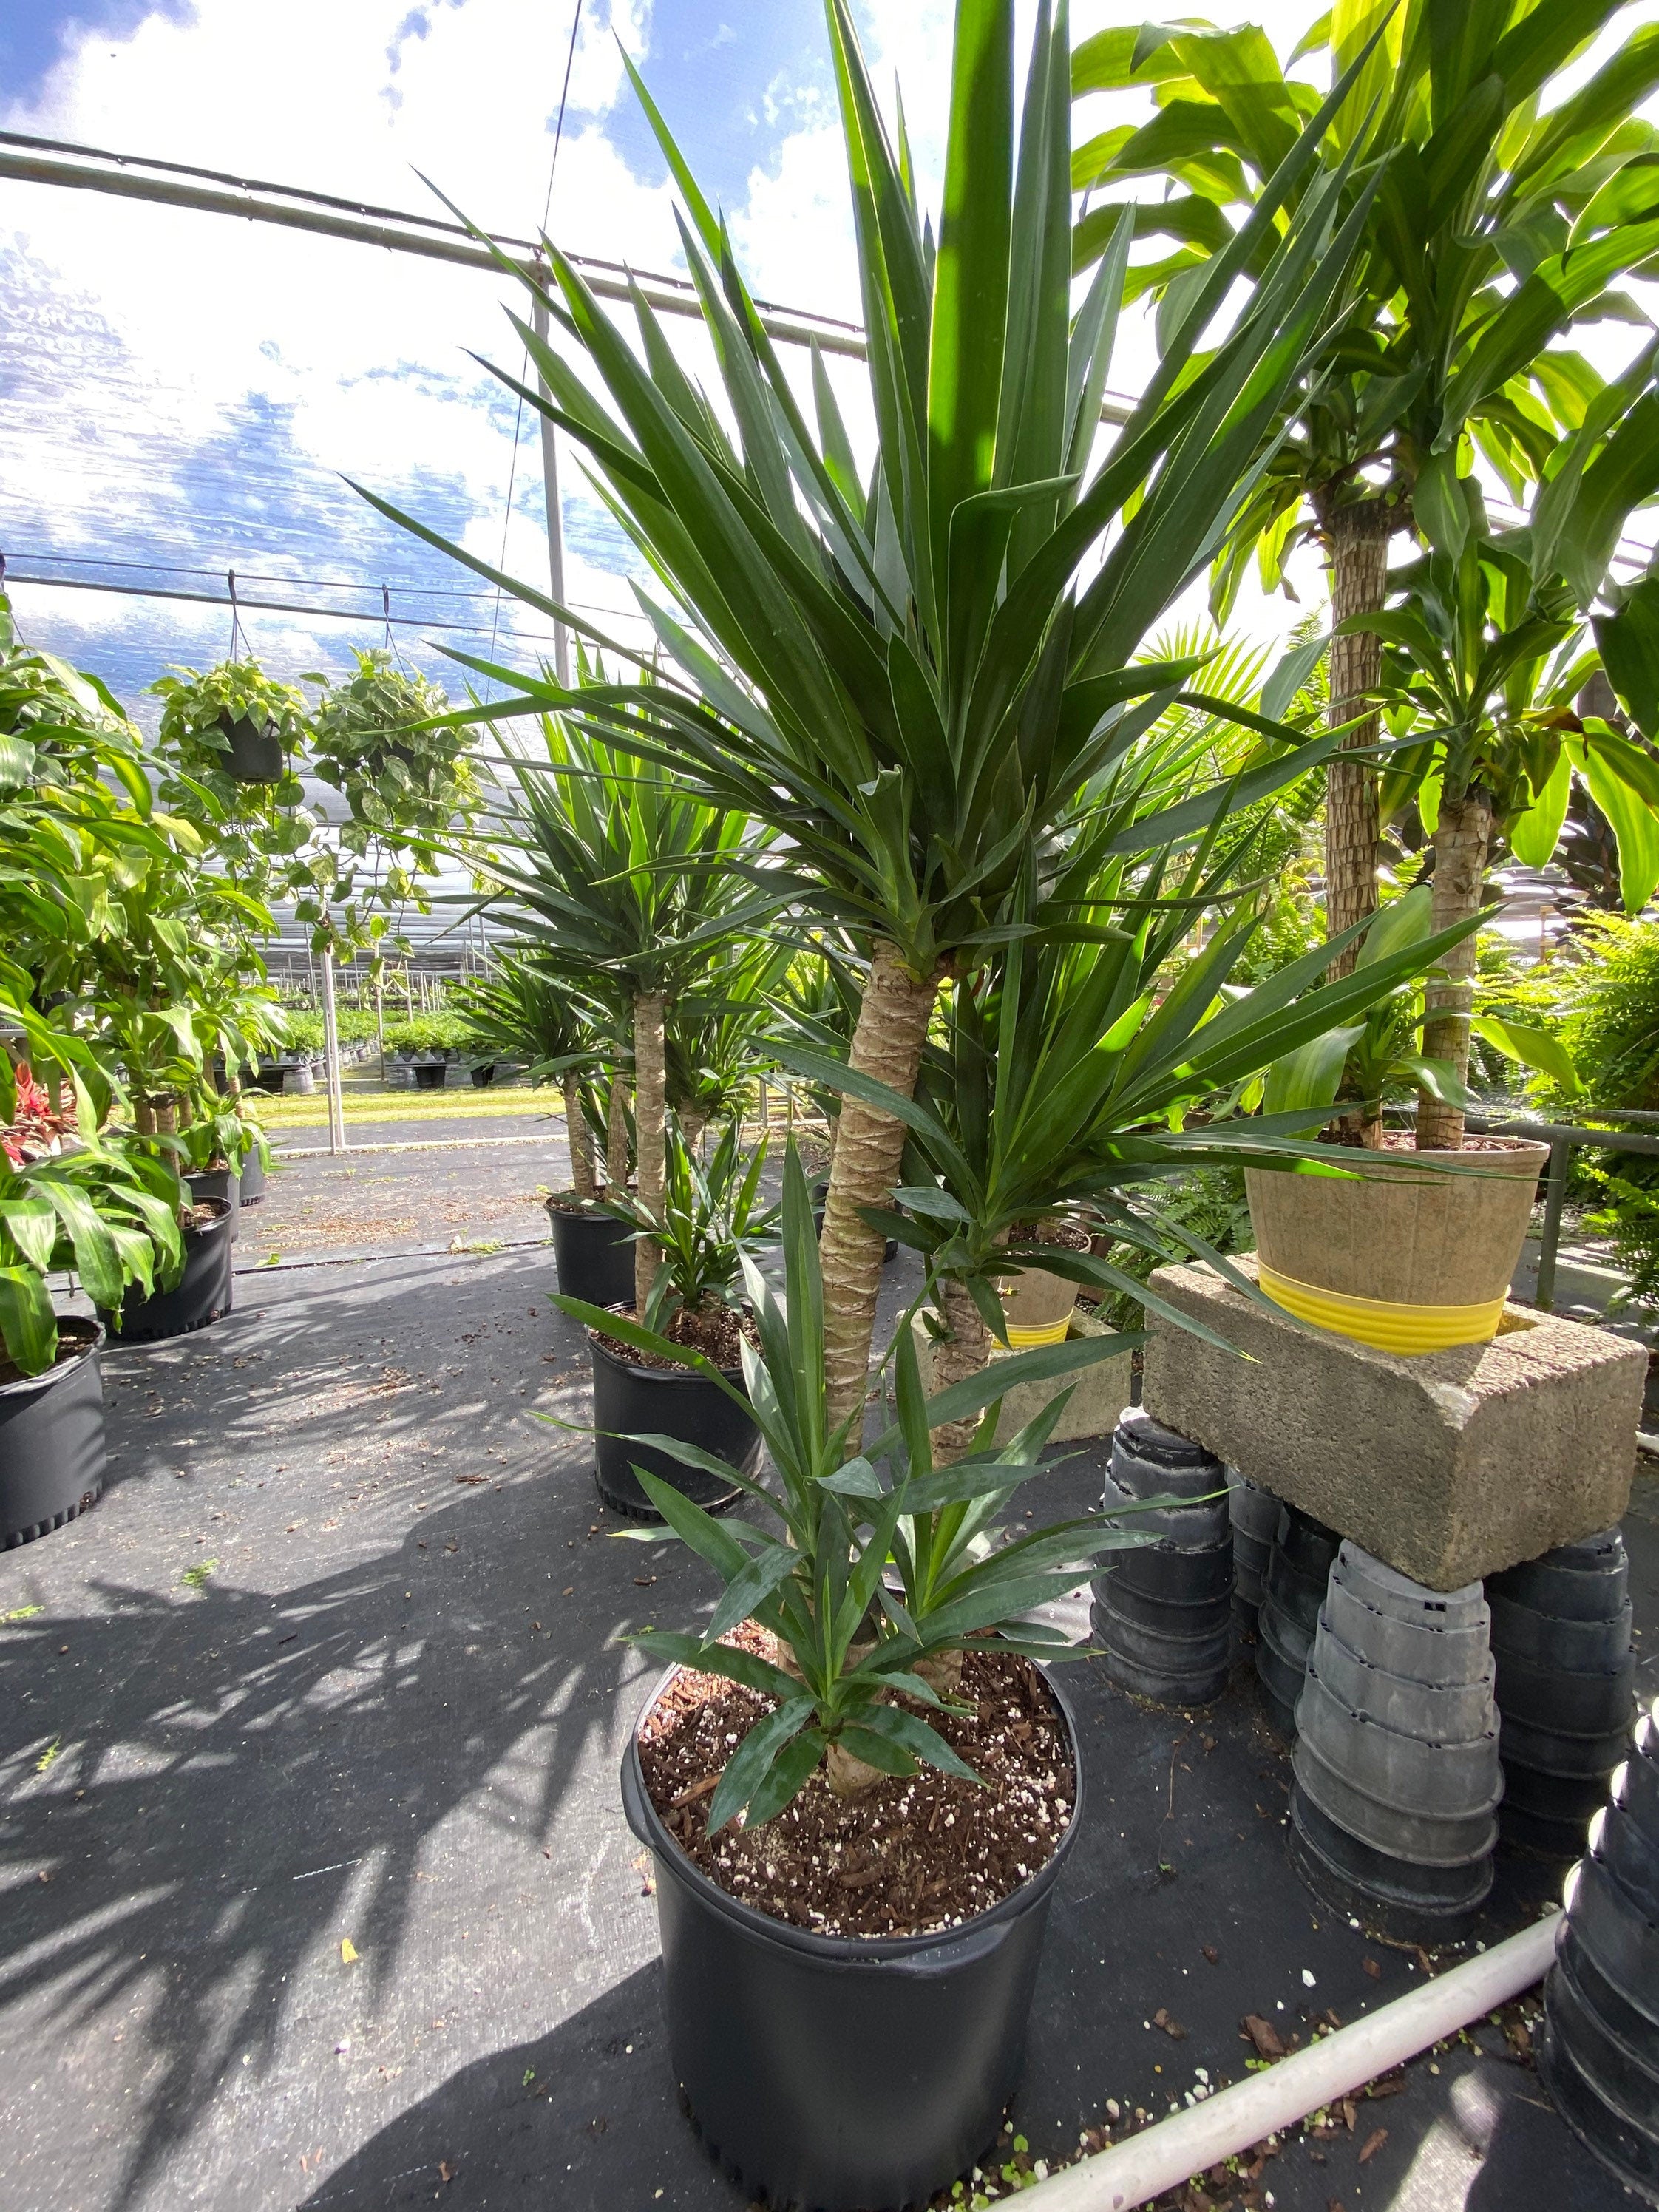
[[100, 1200, 233, 1343], [413, 1062, 447, 1090], [186, 1166, 239, 1244], [470, 1063, 496, 1088], [237, 1148, 266, 1207], [548, 1198, 636, 1310], [0, 1318, 106, 1549], [589, 1331, 756, 1519], [218, 710, 285, 784], [622, 1663, 1081, 2211]]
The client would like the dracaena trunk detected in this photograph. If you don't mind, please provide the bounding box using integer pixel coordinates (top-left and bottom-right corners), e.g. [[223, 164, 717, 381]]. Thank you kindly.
[[1322, 501, 1391, 980], [564, 1084, 597, 1201], [820, 940, 940, 1443], [633, 991, 667, 1314], [1417, 790, 1492, 1153], [928, 1276, 992, 1462]]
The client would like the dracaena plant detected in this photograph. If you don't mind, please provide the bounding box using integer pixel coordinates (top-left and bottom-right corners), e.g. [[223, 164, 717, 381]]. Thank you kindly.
[[362, 0, 1385, 1439], [554, 1145, 1156, 1826], [0, 1135, 184, 1375], [1072, 0, 1659, 968]]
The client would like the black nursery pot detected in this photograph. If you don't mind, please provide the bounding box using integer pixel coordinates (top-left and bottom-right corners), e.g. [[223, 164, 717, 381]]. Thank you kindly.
[[100, 1199, 234, 1343], [0, 1318, 106, 1549], [622, 1664, 1082, 2212], [589, 1332, 756, 1519], [237, 1148, 266, 1207], [186, 1166, 239, 1244], [218, 710, 285, 784], [548, 1198, 636, 1310]]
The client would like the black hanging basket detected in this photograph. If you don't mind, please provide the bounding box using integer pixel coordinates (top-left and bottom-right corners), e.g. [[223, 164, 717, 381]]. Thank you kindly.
[[217, 710, 285, 784], [621, 1663, 1082, 2212], [0, 1317, 107, 1549]]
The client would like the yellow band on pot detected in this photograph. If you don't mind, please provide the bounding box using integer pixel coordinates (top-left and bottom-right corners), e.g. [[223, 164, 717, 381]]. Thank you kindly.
[[1257, 1263, 1505, 1354], [1005, 1314, 1073, 1348]]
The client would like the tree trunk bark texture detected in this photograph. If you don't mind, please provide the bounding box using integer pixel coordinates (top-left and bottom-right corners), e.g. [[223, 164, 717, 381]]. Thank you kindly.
[[820, 940, 940, 1445], [564, 1085, 597, 1201], [929, 1275, 991, 1464], [1323, 501, 1391, 979], [1417, 790, 1491, 1153], [633, 991, 667, 1315], [606, 1069, 630, 1190]]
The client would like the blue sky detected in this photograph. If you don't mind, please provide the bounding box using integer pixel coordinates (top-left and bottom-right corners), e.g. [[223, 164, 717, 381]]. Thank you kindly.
[[0, 0, 934, 713]]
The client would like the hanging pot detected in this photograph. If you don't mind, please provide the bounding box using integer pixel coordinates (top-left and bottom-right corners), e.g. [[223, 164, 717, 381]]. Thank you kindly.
[[1244, 1138, 1549, 1354], [588, 1330, 756, 1519], [547, 1198, 636, 1309], [0, 1317, 106, 1549], [620, 1663, 1082, 2212], [217, 709, 285, 785], [99, 1200, 233, 1342]]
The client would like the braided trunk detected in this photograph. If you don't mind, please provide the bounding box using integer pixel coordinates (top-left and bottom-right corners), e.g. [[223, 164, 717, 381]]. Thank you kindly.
[[633, 991, 666, 1314]]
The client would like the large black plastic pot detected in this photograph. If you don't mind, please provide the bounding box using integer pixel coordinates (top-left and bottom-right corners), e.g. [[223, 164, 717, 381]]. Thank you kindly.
[[186, 1166, 239, 1244], [0, 1318, 106, 1549], [218, 710, 285, 784], [590, 1332, 756, 1519], [548, 1198, 636, 1310], [621, 1664, 1082, 2211], [238, 1148, 266, 1207], [99, 1199, 233, 1343]]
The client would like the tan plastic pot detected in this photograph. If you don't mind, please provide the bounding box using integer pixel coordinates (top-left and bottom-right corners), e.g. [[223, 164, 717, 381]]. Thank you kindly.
[[1244, 1138, 1548, 1355], [996, 1258, 1079, 1348]]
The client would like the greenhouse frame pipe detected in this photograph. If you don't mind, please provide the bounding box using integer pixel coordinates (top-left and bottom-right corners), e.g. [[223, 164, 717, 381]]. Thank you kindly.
[[1020, 1911, 1559, 2212]]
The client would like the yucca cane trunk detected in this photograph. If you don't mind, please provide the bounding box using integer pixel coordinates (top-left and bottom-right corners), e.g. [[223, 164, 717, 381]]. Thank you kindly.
[[633, 991, 667, 1314], [1417, 789, 1492, 1153], [929, 1276, 992, 1463], [606, 1068, 630, 1190], [1321, 501, 1391, 981], [821, 940, 940, 1442], [564, 1085, 597, 1201]]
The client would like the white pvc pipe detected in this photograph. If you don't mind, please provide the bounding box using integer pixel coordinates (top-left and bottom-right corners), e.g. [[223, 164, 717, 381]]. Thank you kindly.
[[1021, 1910, 1560, 2212]]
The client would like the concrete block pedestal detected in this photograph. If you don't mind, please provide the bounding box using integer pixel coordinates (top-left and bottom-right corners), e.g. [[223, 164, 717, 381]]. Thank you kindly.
[[912, 1308, 1133, 1447], [1141, 1258, 1644, 1592]]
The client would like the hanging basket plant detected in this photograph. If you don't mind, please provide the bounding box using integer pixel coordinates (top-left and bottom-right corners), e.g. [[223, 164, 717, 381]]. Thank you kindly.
[[152, 658, 309, 798]]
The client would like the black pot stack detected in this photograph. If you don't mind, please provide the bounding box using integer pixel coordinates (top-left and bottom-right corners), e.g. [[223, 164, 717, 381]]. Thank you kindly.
[[1255, 1505, 1342, 1739], [1289, 1542, 1502, 1947], [1488, 1530, 1638, 1861], [1540, 1695, 1659, 2205], [1093, 1408, 1233, 1707], [1229, 1472, 1278, 1632]]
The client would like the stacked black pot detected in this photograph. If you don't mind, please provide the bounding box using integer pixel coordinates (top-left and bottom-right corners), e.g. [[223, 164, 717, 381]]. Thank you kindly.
[[1092, 1408, 1232, 1707], [1488, 1530, 1638, 1861], [1255, 1505, 1342, 1739], [1540, 1694, 1659, 2205], [1229, 1471, 1278, 1632], [1289, 1541, 1502, 1947]]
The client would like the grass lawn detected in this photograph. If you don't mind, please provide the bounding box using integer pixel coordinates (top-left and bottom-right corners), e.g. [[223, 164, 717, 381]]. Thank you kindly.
[[247, 1083, 562, 1131]]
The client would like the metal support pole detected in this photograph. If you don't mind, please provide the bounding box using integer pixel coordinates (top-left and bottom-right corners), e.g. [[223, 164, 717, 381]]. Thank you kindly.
[[530, 288, 572, 690], [1535, 1138, 1570, 1313], [320, 950, 347, 1157]]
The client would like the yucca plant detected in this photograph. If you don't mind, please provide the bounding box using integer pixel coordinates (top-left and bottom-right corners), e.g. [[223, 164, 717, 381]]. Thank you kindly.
[[364, 0, 1390, 1438], [1072, 1, 1659, 967], [609, 1116, 781, 1335], [453, 950, 620, 1198], [555, 1144, 1155, 1821], [461, 710, 784, 1308]]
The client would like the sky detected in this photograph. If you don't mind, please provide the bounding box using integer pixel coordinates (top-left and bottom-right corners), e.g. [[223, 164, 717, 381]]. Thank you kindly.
[[0, 0, 1652, 727]]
